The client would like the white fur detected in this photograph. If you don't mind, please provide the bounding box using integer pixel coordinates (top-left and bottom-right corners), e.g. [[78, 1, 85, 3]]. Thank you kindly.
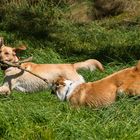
[[3, 67, 48, 93], [56, 75, 85, 101]]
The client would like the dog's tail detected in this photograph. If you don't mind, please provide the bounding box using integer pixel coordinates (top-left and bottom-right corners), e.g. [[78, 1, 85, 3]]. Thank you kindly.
[[73, 59, 104, 71]]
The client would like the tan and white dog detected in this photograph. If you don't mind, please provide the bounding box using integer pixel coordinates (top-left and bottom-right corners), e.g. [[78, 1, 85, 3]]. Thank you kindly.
[[0, 40, 104, 95], [53, 61, 140, 108]]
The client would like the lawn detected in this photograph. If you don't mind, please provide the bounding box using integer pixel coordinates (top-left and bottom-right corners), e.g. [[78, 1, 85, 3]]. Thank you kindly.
[[0, 0, 140, 139], [0, 63, 140, 140]]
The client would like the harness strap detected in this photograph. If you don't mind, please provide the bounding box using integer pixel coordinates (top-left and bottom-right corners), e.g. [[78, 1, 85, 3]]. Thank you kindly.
[[64, 82, 73, 101]]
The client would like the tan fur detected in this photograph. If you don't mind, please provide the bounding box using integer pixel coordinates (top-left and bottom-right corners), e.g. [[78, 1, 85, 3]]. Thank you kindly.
[[0, 44, 104, 95], [0, 45, 26, 63], [54, 61, 140, 108]]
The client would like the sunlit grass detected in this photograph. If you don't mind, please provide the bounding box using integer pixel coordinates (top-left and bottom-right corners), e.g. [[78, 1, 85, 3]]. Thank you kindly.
[[0, 63, 140, 139], [0, 1, 140, 138]]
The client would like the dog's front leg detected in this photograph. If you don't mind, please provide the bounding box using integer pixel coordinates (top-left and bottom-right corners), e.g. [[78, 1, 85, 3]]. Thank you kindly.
[[0, 85, 11, 95]]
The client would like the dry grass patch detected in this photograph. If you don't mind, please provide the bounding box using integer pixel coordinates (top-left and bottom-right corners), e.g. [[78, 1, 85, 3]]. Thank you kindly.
[[93, 0, 140, 19], [65, 1, 93, 23]]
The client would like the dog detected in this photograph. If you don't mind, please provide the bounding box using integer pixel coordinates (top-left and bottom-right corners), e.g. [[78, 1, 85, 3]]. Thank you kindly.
[[0, 40, 104, 95], [53, 61, 140, 108]]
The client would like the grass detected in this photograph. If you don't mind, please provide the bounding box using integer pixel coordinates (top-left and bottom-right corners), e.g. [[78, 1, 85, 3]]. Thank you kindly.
[[0, 62, 140, 139], [0, 1, 140, 139]]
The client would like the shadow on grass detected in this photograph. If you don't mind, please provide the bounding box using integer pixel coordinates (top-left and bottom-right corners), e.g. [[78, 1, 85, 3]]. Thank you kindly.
[[0, 122, 7, 139], [0, 94, 15, 101]]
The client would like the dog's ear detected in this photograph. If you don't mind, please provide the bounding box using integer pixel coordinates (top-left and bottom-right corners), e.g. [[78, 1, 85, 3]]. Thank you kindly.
[[135, 60, 140, 71], [13, 45, 27, 53], [0, 37, 4, 47]]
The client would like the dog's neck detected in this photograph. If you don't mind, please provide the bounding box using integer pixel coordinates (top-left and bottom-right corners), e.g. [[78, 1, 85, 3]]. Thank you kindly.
[[57, 79, 84, 101]]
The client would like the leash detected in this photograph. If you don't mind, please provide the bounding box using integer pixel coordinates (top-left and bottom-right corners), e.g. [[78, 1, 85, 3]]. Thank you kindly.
[[0, 57, 49, 84]]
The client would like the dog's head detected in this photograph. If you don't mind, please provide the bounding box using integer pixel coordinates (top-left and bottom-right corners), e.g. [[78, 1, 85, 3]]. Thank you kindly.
[[0, 39, 26, 63], [52, 76, 73, 101]]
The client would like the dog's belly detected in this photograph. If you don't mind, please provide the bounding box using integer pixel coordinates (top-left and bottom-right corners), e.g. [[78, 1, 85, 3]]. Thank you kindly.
[[14, 77, 48, 93]]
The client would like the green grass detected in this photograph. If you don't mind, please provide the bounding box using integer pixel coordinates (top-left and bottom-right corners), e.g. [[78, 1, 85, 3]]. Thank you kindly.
[[0, 63, 140, 140], [0, 1, 140, 139], [1, 0, 140, 63]]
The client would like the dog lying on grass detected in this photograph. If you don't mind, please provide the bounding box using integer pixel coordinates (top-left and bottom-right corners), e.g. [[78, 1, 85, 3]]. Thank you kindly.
[[52, 61, 140, 107], [0, 39, 104, 95]]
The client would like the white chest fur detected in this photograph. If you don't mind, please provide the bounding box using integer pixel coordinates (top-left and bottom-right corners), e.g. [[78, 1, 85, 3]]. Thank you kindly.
[[56, 75, 85, 101]]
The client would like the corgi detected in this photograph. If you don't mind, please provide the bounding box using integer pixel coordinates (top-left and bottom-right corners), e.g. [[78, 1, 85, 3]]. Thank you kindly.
[[53, 61, 140, 107]]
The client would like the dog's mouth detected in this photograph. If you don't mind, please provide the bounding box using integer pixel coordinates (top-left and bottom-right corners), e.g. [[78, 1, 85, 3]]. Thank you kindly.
[[0, 57, 20, 71]]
